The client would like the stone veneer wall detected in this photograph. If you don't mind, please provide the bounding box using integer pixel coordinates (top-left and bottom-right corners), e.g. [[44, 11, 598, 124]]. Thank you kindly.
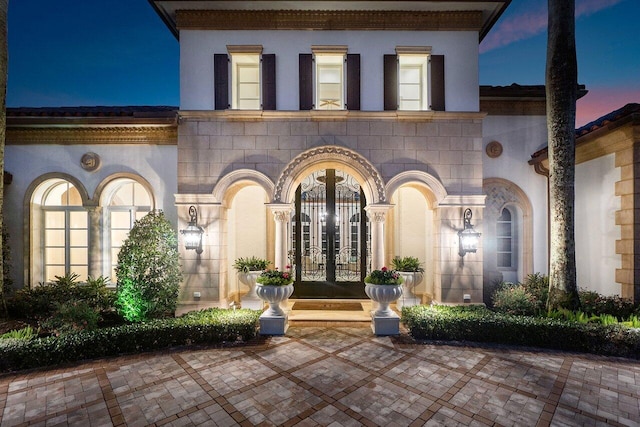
[[176, 112, 485, 306]]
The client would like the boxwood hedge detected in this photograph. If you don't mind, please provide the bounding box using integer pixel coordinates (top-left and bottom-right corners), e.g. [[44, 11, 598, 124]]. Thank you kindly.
[[402, 305, 640, 359], [0, 308, 260, 372]]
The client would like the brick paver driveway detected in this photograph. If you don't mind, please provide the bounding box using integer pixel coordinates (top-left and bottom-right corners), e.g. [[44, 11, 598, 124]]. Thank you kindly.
[[1, 325, 638, 426]]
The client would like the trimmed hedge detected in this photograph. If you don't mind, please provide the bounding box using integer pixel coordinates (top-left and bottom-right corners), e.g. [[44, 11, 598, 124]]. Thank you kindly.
[[0, 308, 260, 372], [402, 305, 640, 359]]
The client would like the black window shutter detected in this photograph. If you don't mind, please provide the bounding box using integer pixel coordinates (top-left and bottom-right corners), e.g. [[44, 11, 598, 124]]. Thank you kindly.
[[299, 54, 313, 110], [430, 55, 445, 111], [384, 54, 398, 111], [214, 54, 229, 110], [346, 54, 361, 110], [262, 54, 276, 110]]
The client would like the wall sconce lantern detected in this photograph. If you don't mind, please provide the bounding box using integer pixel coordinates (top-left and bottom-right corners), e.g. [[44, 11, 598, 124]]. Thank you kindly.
[[458, 208, 481, 257], [180, 205, 203, 254]]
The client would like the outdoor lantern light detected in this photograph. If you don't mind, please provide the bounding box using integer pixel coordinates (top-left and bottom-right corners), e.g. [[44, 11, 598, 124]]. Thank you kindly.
[[180, 205, 204, 254], [458, 208, 481, 257]]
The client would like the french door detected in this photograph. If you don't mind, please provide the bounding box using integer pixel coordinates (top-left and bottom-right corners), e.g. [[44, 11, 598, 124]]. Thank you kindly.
[[290, 169, 369, 298]]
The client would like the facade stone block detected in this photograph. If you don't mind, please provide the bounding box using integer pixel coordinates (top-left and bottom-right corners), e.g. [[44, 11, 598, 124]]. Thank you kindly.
[[439, 150, 463, 165], [244, 150, 269, 163], [198, 121, 221, 136], [369, 149, 394, 164], [210, 135, 233, 149], [416, 122, 438, 136], [393, 149, 417, 163], [416, 150, 441, 165], [308, 135, 336, 148], [220, 149, 244, 164], [426, 136, 450, 151], [463, 151, 482, 165], [393, 122, 417, 136], [357, 135, 382, 149], [244, 121, 268, 135], [404, 136, 428, 149], [450, 137, 474, 151], [291, 121, 319, 136], [256, 135, 280, 149], [319, 121, 347, 136], [347, 121, 370, 136], [461, 122, 482, 137], [268, 121, 291, 136], [181, 121, 198, 136], [335, 135, 358, 149], [370, 121, 393, 136], [179, 134, 209, 148], [380, 162, 405, 179], [438, 122, 462, 137], [221, 121, 245, 136], [232, 135, 257, 149], [279, 136, 306, 150]]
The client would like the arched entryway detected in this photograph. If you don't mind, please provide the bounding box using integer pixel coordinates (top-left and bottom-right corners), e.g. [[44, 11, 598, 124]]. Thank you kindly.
[[290, 168, 369, 298]]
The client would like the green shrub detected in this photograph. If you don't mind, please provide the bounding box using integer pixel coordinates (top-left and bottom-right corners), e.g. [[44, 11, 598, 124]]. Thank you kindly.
[[39, 301, 100, 336], [402, 305, 640, 359], [115, 211, 182, 321], [0, 308, 260, 372], [8, 274, 116, 321], [492, 283, 540, 316], [579, 291, 636, 320], [0, 326, 38, 341], [521, 273, 549, 305], [233, 257, 270, 273], [391, 256, 424, 273]]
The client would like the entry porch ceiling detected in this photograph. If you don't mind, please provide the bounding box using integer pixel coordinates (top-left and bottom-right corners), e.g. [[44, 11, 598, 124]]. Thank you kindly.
[[150, 0, 510, 41]]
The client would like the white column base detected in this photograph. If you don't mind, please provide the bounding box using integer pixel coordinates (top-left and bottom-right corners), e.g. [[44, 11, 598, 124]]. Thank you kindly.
[[370, 311, 400, 336], [259, 312, 289, 335]]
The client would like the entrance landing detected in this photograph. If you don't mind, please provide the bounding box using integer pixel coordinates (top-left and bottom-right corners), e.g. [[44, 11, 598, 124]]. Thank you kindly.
[[287, 299, 375, 322]]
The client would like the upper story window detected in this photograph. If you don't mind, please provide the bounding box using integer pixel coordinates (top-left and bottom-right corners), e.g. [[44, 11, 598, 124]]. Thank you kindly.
[[385, 46, 445, 112], [215, 45, 276, 110], [300, 46, 360, 111], [315, 53, 345, 110], [230, 50, 261, 110], [398, 54, 429, 110]]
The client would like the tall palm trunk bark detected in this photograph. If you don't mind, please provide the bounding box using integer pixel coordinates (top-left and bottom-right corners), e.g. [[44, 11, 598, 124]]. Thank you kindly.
[[546, 0, 580, 311], [0, 0, 7, 316]]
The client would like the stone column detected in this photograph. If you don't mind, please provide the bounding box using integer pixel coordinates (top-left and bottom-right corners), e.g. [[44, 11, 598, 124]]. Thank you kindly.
[[87, 206, 103, 280], [365, 204, 393, 270], [267, 204, 293, 270]]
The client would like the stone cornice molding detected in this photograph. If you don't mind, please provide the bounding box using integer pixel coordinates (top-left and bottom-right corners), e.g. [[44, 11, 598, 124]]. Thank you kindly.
[[178, 110, 486, 122], [175, 194, 219, 205], [7, 126, 177, 145], [438, 194, 485, 207], [176, 10, 483, 31], [480, 99, 546, 116]]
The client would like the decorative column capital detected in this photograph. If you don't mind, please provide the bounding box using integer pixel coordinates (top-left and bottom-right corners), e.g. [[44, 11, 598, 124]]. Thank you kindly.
[[267, 203, 293, 223], [364, 204, 393, 223]]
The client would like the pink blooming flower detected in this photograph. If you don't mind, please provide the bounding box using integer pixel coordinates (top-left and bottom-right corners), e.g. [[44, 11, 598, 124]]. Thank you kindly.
[[285, 265, 291, 270], [381, 266, 388, 271]]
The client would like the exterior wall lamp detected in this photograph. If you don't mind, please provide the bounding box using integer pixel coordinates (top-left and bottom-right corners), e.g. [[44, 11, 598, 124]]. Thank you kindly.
[[180, 205, 204, 254], [458, 208, 481, 257]]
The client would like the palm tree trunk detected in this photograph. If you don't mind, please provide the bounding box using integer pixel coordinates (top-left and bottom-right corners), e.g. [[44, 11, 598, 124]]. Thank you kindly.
[[546, 0, 580, 311], [0, 0, 7, 316]]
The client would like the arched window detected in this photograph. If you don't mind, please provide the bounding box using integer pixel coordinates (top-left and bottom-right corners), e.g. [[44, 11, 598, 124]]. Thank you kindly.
[[497, 207, 517, 271], [104, 180, 152, 280], [39, 180, 88, 282]]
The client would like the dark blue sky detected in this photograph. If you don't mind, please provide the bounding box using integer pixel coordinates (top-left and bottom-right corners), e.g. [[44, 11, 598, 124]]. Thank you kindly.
[[7, 0, 639, 126]]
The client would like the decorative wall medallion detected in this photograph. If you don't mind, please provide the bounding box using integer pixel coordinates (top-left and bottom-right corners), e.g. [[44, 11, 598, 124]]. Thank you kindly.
[[486, 141, 503, 158], [81, 152, 101, 172]]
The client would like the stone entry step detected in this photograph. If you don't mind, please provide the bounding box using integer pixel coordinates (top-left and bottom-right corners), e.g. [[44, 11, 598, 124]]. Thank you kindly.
[[287, 299, 394, 322]]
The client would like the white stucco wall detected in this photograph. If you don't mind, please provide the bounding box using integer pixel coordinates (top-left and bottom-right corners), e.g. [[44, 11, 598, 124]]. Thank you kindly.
[[575, 154, 621, 296], [4, 144, 178, 288], [179, 30, 479, 112], [482, 115, 549, 275]]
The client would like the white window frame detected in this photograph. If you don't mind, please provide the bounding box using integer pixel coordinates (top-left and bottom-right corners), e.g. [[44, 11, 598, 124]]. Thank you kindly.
[[312, 46, 347, 111], [496, 207, 517, 271], [228, 45, 263, 110], [396, 46, 432, 111]]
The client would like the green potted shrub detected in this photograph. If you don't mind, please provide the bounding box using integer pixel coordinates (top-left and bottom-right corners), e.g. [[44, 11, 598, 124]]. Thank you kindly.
[[233, 257, 270, 309], [391, 256, 424, 308]]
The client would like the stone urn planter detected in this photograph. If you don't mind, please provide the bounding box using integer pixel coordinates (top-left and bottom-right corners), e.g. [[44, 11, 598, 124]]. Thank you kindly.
[[365, 283, 403, 317], [364, 267, 404, 335], [256, 283, 294, 317], [396, 272, 423, 309], [255, 267, 294, 335], [233, 257, 269, 310], [391, 256, 425, 310], [238, 270, 263, 310]]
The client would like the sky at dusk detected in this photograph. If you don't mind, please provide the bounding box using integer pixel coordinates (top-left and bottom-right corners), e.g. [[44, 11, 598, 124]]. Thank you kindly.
[[6, 0, 640, 127]]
